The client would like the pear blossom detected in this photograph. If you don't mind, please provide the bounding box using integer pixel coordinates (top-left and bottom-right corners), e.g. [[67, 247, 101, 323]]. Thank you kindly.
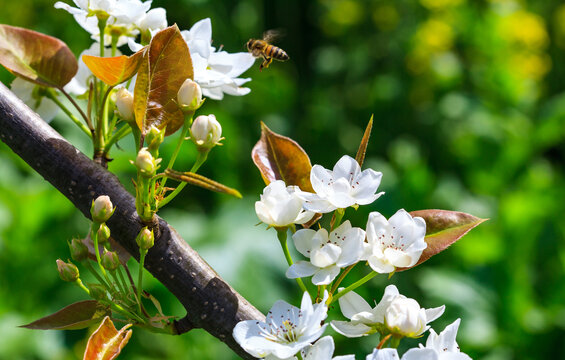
[[115, 87, 134, 121], [301, 336, 355, 360], [297, 155, 384, 213], [55, 0, 163, 47], [255, 180, 315, 228], [331, 285, 444, 339], [402, 320, 472, 360], [366, 348, 400, 360], [190, 115, 223, 151], [286, 221, 365, 285], [10, 78, 59, 122], [364, 209, 427, 274], [233, 291, 329, 359]]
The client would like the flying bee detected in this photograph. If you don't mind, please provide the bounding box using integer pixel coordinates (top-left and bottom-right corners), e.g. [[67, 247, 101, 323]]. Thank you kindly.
[[247, 30, 289, 71]]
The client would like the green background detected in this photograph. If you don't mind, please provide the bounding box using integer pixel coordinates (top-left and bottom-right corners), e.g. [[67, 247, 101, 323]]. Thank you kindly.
[[1, 0, 564, 359]]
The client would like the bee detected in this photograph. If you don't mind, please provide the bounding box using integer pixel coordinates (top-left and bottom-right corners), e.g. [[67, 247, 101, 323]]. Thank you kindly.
[[247, 30, 289, 71]]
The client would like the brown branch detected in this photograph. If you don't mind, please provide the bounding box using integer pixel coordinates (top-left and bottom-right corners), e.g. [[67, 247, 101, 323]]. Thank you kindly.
[[0, 83, 263, 359]]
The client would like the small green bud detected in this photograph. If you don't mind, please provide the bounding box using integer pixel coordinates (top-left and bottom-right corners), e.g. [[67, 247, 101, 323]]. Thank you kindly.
[[91, 195, 115, 223], [135, 147, 160, 177], [97, 223, 111, 244], [88, 283, 107, 301], [69, 238, 89, 262], [101, 251, 120, 271], [56, 259, 79, 282], [136, 227, 155, 250], [146, 125, 166, 155]]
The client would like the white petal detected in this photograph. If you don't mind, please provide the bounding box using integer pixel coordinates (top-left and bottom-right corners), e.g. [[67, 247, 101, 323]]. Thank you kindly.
[[332, 155, 360, 180], [286, 261, 317, 279], [311, 243, 340, 268], [310, 165, 333, 197], [337, 289, 372, 318], [350, 169, 383, 204], [293, 229, 317, 258], [401, 348, 438, 360], [425, 305, 445, 323], [366, 348, 400, 360], [302, 336, 334, 359], [311, 266, 340, 285], [330, 320, 372, 337], [335, 227, 365, 267], [367, 255, 395, 274]]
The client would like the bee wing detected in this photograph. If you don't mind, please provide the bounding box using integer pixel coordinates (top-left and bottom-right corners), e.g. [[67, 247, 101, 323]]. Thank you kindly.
[[262, 29, 286, 43]]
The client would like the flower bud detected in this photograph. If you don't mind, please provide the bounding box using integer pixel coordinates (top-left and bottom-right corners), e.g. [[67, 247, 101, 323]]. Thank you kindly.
[[177, 78, 203, 112], [190, 115, 222, 151], [146, 125, 165, 154], [101, 251, 120, 271], [69, 238, 89, 262], [135, 147, 160, 177], [91, 195, 114, 223], [97, 223, 111, 244], [88, 283, 107, 301], [115, 88, 134, 122], [56, 259, 79, 282], [136, 227, 155, 250]]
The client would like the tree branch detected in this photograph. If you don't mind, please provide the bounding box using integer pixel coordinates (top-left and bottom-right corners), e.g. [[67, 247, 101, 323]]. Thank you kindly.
[[0, 83, 262, 359]]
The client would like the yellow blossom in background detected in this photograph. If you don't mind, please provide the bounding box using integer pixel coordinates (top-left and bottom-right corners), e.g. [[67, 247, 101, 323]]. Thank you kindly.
[[420, 0, 465, 11], [498, 10, 548, 50]]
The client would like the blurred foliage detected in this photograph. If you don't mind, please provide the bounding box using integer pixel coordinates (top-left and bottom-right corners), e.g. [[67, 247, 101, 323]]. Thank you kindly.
[[1, 0, 565, 359]]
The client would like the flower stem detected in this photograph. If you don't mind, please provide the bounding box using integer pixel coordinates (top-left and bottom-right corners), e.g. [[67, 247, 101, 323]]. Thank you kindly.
[[110, 270, 127, 298], [75, 278, 90, 295], [158, 151, 207, 209], [45, 90, 92, 137], [82, 260, 111, 291], [330, 270, 378, 304], [330, 208, 345, 231], [137, 249, 147, 314], [117, 266, 131, 296], [91, 223, 108, 278], [277, 229, 309, 295], [330, 263, 357, 295], [104, 124, 132, 153]]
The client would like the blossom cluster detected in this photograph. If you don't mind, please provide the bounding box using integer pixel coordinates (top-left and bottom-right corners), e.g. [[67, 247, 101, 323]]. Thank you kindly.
[[234, 287, 471, 359], [13, 0, 255, 121], [255, 155, 428, 282], [242, 155, 473, 359]]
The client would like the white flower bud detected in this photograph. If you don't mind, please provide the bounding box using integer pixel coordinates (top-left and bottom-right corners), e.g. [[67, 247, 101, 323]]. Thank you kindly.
[[385, 297, 445, 338], [190, 115, 222, 151], [91, 195, 114, 223], [115, 87, 134, 122], [135, 147, 159, 176], [178, 78, 203, 112]]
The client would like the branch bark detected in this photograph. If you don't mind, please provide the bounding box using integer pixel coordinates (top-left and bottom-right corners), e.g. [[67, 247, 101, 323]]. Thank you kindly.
[[0, 83, 262, 359]]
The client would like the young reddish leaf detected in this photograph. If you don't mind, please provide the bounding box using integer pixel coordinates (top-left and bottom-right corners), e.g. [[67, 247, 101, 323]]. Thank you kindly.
[[251, 122, 314, 192], [20, 300, 109, 330], [82, 50, 145, 86], [398, 210, 488, 271], [83, 316, 133, 360], [355, 115, 373, 167], [0, 24, 77, 88], [133, 25, 193, 136]]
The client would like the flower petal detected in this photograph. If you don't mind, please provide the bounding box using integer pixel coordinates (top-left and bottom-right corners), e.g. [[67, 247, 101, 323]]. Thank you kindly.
[[311, 266, 340, 285], [330, 320, 372, 337], [337, 289, 372, 319], [286, 261, 317, 279]]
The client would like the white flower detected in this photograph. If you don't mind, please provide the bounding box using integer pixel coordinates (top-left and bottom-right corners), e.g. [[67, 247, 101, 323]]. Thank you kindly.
[[233, 291, 329, 359], [10, 78, 59, 122], [301, 336, 355, 360], [364, 209, 427, 274], [180, 18, 255, 100], [177, 78, 203, 112], [366, 348, 400, 360], [55, 0, 159, 47], [115, 87, 134, 121], [298, 155, 384, 213], [402, 320, 472, 360], [65, 42, 121, 95], [331, 285, 444, 339], [255, 180, 315, 228], [286, 221, 365, 285], [190, 115, 223, 151]]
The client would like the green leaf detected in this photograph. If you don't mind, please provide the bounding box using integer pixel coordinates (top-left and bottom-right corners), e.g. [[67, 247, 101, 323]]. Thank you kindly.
[[251, 122, 314, 192], [133, 25, 193, 136], [82, 49, 145, 86], [398, 209, 488, 271], [0, 24, 77, 88], [83, 316, 132, 360], [20, 300, 109, 330]]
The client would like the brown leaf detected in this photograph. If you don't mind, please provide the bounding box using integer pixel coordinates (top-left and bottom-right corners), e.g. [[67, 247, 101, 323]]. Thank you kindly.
[[397, 210, 487, 271], [355, 115, 373, 167], [83, 316, 132, 360], [20, 301, 109, 330], [251, 122, 314, 192], [82, 49, 145, 86], [133, 25, 193, 136], [0, 24, 77, 88]]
